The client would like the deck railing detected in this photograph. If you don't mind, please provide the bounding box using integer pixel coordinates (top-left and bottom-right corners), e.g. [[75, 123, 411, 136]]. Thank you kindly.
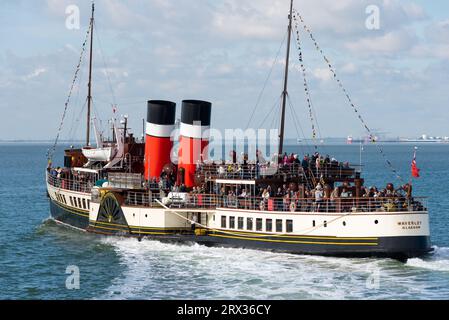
[[197, 163, 358, 181], [47, 174, 93, 194], [123, 191, 427, 214]]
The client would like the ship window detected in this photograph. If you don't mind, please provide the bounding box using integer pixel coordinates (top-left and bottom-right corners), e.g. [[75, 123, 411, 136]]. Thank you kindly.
[[77, 198, 82, 208], [247, 218, 253, 231], [69, 197, 74, 206], [276, 219, 283, 233], [256, 218, 263, 231], [221, 216, 227, 228], [62, 195, 67, 204], [286, 220, 293, 233], [82, 199, 87, 210], [324, 221, 327, 228], [238, 217, 244, 230], [313, 220, 316, 227], [229, 216, 235, 229], [87, 200, 90, 210], [266, 219, 273, 232]]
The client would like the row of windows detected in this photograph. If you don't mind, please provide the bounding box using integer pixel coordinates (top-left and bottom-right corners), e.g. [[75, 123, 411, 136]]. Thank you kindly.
[[56, 193, 90, 211], [221, 216, 293, 233], [56, 194, 67, 205]]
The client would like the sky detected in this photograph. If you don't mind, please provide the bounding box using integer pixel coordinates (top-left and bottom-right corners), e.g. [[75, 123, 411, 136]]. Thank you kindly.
[[0, 0, 448, 141]]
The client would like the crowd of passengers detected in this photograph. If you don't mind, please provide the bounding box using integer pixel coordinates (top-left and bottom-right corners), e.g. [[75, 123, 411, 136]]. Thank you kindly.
[[216, 181, 420, 213], [48, 150, 423, 212], [197, 151, 352, 180], [48, 167, 93, 192]]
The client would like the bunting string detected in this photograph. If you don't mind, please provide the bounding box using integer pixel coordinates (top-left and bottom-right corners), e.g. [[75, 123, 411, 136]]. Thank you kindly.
[[292, 9, 404, 183], [291, 17, 318, 149], [47, 25, 92, 162]]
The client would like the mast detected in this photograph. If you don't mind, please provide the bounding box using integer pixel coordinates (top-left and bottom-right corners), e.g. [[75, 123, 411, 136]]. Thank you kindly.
[[86, 2, 95, 146], [278, 0, 294, 156]]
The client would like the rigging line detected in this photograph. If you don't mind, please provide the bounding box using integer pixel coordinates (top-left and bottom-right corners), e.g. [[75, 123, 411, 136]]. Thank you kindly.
[[286, 94, 312, 153], [256, 94, 283, 129], [293, 10, 404, 183], [287, 95, 316, 169], [66, 57, 87, 140], [245, 30, 288, 130], [69, 98, 88, 143], [47, 25, 91, 161], [93, 21, 117, 107], [291, 20, 318, 150], [271, 102, 281, 138]]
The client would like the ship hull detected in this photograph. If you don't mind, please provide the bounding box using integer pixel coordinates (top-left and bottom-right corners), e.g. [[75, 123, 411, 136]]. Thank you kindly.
[[190, 233, 432, 260], [49, 198, 90, 231], [46, 183, 432, 260], [86, 226, 432, 260]]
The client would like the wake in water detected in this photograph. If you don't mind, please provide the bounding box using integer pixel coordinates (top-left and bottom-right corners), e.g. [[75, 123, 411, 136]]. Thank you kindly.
[[96, 239, 449, 300], [406, 246, 449, 272]]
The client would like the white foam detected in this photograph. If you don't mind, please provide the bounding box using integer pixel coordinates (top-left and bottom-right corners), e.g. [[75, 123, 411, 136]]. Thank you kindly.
[[97, 238, 439, 300], [406, 246, 449, 272]]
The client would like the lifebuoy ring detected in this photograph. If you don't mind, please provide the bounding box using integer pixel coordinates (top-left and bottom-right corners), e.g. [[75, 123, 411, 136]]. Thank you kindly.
[[290, 202, 297, 212], [259, 201, 265, 211]]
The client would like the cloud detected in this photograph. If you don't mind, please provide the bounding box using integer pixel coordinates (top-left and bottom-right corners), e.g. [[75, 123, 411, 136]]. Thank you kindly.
[[22, 67, 47, 81], [1, 0, 448, 140], [312, 68, 333, 82], [345, 29, 418, 55]]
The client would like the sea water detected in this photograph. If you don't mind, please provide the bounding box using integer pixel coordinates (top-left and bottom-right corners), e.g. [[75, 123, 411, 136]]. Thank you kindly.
[[0, 143, 448, 300]]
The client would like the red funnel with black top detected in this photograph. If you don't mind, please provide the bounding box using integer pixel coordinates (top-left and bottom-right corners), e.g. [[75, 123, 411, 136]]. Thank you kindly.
[[178, 100, 212, 187], [144, 100, 176, 180]]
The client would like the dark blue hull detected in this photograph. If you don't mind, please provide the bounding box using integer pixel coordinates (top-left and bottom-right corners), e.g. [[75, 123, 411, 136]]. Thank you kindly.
[[194, 231, 432, 260], [49, 199, 89, 230]]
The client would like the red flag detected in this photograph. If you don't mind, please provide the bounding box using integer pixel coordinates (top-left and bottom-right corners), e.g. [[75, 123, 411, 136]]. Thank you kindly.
[[411, 150, 420, 178]]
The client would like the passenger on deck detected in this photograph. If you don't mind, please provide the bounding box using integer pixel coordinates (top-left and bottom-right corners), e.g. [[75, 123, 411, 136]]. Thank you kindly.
[[293, 154, 301, 164], [283, 193, 290, 211], [262, 189, 270, 202], [301, 155, 309, 170], [315, 156, 321, 175], [340, 188, 350, 198], [314, 184, 324, 212]]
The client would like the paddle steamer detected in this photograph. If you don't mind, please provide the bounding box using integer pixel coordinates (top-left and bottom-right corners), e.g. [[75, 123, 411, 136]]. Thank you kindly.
[[46, 1, 432, 260]]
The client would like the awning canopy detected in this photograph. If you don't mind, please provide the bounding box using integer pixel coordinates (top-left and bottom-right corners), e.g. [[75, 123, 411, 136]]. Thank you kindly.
[[73, 167, 99, 174], [215, 179, 256, 185]]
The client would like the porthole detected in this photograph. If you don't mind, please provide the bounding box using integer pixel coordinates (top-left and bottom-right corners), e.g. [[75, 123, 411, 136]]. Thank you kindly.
[[343, 221, 346, 226], [375, 220, 379, 225], [145, 214, 148, 218]]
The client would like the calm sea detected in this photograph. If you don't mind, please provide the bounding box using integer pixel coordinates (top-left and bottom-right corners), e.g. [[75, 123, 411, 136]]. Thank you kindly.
[[0, 143, 448, 300]]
